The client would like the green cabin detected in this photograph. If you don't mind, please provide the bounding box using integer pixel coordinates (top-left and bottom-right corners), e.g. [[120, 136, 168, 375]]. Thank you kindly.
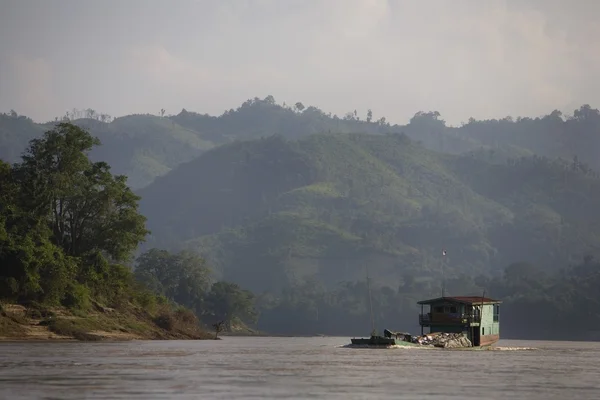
[[417, 296, 501, 347]]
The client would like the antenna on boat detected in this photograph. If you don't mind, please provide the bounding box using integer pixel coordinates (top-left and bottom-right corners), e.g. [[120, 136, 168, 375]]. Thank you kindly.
[[441, 248, 447, 297], [366, 265, 376, 336]]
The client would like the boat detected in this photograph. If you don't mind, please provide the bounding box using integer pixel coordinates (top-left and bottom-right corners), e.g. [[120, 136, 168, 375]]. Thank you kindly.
[[350, 329, 414, 346], [350, 335, 397, 346], [349, 266, 415, 347]]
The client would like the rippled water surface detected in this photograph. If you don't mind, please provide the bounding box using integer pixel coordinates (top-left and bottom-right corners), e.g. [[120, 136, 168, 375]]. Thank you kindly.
[[1, 337, 599, 399]]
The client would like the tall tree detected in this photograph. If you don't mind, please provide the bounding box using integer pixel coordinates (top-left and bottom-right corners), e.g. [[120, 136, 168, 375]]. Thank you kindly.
[[12, 123, 148, 262]]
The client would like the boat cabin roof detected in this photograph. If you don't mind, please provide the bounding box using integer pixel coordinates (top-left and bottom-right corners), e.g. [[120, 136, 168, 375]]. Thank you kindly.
[[417, 296, 502, 305]]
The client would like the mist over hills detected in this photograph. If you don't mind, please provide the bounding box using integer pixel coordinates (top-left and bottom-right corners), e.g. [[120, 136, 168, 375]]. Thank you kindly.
[[2, 97, 600, 338]]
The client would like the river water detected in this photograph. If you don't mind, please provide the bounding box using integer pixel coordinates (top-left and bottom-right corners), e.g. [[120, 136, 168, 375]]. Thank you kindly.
[[0, 337, 598, 399]]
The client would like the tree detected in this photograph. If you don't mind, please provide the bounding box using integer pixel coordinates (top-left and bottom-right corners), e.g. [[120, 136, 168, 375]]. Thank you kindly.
[[206, 281, 257, 328], [135, 248, 211, 314], [0, 160, 15, 242], [212, 320, 225, 339], [0, 160, 75, 303], [294, 102, 305, 112], [366, 109, 373, 123], [12, 123, 148, 262]]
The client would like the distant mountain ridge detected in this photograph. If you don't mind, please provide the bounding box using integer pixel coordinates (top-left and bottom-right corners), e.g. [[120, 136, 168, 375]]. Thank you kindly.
[[2, 98, 599, 188]]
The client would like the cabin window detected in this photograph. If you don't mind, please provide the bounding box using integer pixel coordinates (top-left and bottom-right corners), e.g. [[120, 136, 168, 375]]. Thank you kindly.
[[434, 305, 459, 314], [482, 327, 485, 335], [493, 305, 499, 322]]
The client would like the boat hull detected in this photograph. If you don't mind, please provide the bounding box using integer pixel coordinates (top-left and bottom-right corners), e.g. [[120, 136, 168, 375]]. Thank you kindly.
[[350, 336, 397, 346], [479, 334, 500, 347]]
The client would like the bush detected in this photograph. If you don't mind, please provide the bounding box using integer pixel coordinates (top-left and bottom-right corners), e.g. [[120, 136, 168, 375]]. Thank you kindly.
[[0, 278, 19, 301], [153, 313, 175, 331], [134, 290, 158, 312], [61, 283, 91, 310], [175, 307, 198, 325], [46, 318, 101, 341]]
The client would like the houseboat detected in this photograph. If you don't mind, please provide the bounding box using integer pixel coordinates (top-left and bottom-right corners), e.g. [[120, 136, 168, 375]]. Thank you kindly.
[[417, 296, 501, 347]]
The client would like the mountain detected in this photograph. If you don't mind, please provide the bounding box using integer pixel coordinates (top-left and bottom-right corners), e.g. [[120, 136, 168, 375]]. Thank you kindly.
[[3, 99, 600, 189], [0, 112, 214, 189], [4, 100, 600, 338], [138, 132, 600, 296]]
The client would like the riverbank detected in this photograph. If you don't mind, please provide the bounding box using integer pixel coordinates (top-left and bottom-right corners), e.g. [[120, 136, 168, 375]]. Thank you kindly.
[[0, 302, 213, 341]]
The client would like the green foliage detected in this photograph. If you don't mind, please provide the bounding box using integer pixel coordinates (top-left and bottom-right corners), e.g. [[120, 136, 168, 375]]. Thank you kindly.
[[134, 248, 257, 328], [13, 123, 149, 262], [132, 288, 159, 313], [205, 281, 257, 326], [135, 248, 211, 314], [4, 101, 600, 338], [46, 318, 103, 341], [0, 123, 151, 314], [61, 282, 91, 310], [0, 158, 76, 304]]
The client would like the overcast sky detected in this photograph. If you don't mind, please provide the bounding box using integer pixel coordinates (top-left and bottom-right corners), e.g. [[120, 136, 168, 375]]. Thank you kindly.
[[1, 0, 599, 125]]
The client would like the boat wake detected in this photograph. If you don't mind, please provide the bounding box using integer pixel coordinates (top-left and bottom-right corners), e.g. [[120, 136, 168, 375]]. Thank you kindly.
[[338, 344, 432, 350], [487, 346, 539, 351], [339, 344, 538, 351]]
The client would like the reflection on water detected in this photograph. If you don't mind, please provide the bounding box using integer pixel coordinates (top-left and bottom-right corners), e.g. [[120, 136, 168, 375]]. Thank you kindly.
[[0, 338, 599, 399]]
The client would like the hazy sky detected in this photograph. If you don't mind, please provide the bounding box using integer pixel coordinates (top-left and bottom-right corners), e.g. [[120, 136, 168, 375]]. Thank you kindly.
[[1, 0, 599, 125]]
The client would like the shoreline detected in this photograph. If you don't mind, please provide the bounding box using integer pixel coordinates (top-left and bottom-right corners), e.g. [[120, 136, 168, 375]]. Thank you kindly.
[[0, 303, 214, 342], [3, 303, 598, 343]]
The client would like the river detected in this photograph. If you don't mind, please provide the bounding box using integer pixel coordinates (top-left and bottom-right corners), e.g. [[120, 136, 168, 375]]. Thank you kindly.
[[0, 337, 599, 399]]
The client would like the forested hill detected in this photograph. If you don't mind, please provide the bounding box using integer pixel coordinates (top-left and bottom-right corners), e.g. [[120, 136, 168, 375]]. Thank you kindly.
[[0, 111, 214, 189], [4, 99, 600, 339], [138, 132, 600, 295], [2, 99, 600, 189]]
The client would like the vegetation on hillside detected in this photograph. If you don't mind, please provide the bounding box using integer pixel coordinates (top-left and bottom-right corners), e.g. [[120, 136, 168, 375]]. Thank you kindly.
[[0, 123, 239, 340], [140, 133, 600, 283], [134, 248, 257, 332], [3, 99, 600, 188], [137, 131, 600, 339], [3, 98, 600, 340]]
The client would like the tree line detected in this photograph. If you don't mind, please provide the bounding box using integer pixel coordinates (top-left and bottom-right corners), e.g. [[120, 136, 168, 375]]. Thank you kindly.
[[0, 123, 256, 333], [254, 257, 600, 340]]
